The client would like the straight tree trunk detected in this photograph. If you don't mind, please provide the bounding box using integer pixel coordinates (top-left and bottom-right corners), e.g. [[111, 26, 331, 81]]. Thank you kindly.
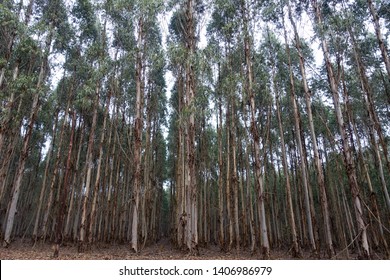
[[32, 109, 59, 243], [311, 0, 371, 259], [348, 26, 390, 211], [53, 110, 76, 257], [281, 12, 316, 254], [217, 93, 225, 250], [3, 26, 52, 246], [0, 64, 22, 204], [367, 0, 390, 81], [131, 17, 144, 253], [78, 84, 100, 252], [184, 0, 198, 254], [88, 89, 112, 244], [41, 90, 72, 240], [287, 1, 333, 257], [225, 101, 233, 251], [65, 122, 85, 240], [241, 0, 269, 258], [273, 59, 301, 257]]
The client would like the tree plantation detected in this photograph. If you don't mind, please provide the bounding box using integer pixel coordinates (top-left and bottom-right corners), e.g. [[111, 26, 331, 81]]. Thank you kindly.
[[0, 0, 389, 260]]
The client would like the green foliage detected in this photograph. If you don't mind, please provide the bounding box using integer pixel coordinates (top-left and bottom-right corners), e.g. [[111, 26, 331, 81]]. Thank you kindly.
[[72, 0, 99, 42]]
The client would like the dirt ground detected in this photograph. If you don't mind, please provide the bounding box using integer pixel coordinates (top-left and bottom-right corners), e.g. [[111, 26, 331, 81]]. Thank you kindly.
[[0, 238, 384, 260]]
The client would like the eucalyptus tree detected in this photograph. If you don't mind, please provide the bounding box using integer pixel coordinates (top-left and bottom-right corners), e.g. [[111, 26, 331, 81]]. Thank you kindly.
[[240, 0, 270, 258], [183, 0, 199, 254], [281, 11, 318, 255], [139, 16, 167, 249], [166, 9, 186, 248], [0, 0, 43, 215], [285, 0, 334, 257], [208, 0, 243, 251], [2, 0, 71, 247], [264, 27, 301, 257], [366, 0, 390, 82], [310, 0, 371, 259], [122, 0, 164, 253], [0, 0, 24, 153], [72, 0, 108, 252]]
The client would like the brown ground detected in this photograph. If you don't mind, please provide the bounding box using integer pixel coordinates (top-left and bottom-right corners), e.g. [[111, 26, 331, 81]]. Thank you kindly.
[[0, 238, 384, 260]]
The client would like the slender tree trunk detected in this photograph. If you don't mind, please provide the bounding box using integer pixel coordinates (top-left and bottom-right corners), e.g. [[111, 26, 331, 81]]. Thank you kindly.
[[78, 84, 100, 252], [176, 69, 185, 248], [230, 80, 240, 252], [367, 0, 390, 81], [131, 17, 144, 253], [41, 88, 72, 241], [225, 101, 233, 251], [3, 26, 52, 246], [53, 110, 76, 257], [241, 0, 269, 258], [0, 62, 22, 205], [0, 63, 19, 169], [287, 1, 333, 257], [184, 0, 198, 254], [32, 109, 59, 243], [88, 89, 112, 245], [273, 61, 301, 257], [65, 122, 85, 240], [311, 0, 371, 259], [281, 12, 316, 254], [348, 27, 390, 211], [217, 93, 225, 250]]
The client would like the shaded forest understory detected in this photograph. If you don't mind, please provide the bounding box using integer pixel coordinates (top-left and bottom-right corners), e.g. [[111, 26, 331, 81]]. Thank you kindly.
[[0, 238, 387, 260], [1, 0, 390, 260]]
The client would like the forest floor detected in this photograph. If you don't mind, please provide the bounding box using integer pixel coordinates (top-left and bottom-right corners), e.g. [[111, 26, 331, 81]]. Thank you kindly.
[[0, 238, 386, 260]]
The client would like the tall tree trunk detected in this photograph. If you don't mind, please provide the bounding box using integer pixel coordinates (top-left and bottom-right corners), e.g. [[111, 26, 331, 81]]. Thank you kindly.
[[88, 89, 112, 245], [287, 1, 333, 257], [3, 26, 52, 247], [273, 57, 301, 257], [225, 101, 233, 251], [53, 110, 76, 257], [311, 0, 371, 259], [231, 101, 240, 251], [78, 84, 100, 252], [0, 64, 19, 171], [32, 109, 59, 242], [367, 0, 390, 82], [0, 63, 22, 204], [41, 85, 72, 241], [175, 68, 185, 249], [281, 12, 316, 254], [217, 93, 225, 250], [65, 122, 85, 240], [131, 17, 144, 253], [241, 0, 269, 258], [348, 26, 390, 211], [184, 0, 198, 254]]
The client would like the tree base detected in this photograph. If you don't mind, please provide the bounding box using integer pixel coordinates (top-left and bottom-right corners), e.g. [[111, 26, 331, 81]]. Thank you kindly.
[[52, 244, 59, 258]]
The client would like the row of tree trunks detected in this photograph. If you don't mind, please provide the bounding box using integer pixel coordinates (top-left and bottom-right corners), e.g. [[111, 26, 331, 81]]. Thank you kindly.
[[311, 0, 371, 259], [286, 0, 334, 258], [3, 25, 53, 247], [241, 0, 270, 259], [268, 30, 301, 257]]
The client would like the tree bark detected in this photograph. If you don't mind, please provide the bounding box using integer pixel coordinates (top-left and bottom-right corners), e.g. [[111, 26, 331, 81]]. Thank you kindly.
[[272, 55, 301, 257], [367, 0, 390, 82], [53, 110, 76, 257], [287, 1, 333, 257], [241, 0, 269, 258], [3, 26, 52, 246], [311, 0, 370, 259], [78, 84, 100, 252], [131, 17, 144, 253]]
